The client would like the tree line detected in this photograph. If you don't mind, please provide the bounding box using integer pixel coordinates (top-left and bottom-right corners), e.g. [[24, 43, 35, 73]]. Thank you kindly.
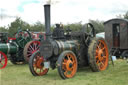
[[0, 11, 128, 37]]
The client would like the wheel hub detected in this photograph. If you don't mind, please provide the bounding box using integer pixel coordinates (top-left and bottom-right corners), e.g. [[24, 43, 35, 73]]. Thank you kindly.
[[36, 58, 43, 68], [98, 50, 103, 59], [69, 63, 73, 68], [41, 62, 44, 66], [66, 60, 73, 71]]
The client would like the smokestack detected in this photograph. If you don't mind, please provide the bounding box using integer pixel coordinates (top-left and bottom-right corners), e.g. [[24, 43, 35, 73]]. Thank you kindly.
[[44, 4, 51, 40]]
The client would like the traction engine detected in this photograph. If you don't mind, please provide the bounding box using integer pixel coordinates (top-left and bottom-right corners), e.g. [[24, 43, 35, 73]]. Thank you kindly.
[[0, 29, 32, 69], [29, 4, 109, 79]]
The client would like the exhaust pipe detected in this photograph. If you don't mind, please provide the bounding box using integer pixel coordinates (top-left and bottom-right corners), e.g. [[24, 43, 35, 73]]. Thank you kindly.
[[44, 4, 51, 40]]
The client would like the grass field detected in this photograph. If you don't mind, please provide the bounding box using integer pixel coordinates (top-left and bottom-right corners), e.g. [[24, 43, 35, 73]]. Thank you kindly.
[[1, 60, 128, 85]]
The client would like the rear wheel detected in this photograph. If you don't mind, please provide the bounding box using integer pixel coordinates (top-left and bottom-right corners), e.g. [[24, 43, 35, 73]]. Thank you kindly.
[[88, 37, 109, 72], [29, 51, 48, 76], [0, 51, 8, 69], [121, 50, 128, 59], [57, 51, 78, 79], [24, 41, 40, 62]]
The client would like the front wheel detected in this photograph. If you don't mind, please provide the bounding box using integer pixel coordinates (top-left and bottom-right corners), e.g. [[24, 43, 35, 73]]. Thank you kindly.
[[57, 51, 78, 79], [0, 51, 8, 69], [29, 51, 49, 76]]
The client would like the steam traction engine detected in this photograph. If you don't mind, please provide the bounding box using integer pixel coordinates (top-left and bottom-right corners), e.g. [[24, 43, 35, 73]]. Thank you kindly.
[[0, 29, 32, 69], [0, 29, 45, 69], [0, 32, 8, 69], [29, 4, 109, 79]]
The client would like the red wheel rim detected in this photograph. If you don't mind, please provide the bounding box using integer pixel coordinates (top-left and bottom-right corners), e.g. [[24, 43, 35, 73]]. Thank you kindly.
[[95, 40, 109, 71], [62, 53, 77, 78], [27, 41, 40, 61], [32, 53, 48, 76], [0, 51, 8, 69]]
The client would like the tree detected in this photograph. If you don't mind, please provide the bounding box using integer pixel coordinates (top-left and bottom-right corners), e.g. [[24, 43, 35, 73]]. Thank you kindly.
[[63, 21, 83, 31], [123, 11, 128, 19], [30, 21, 45, 32], [8, 17, 30, 37], [116, 11, 128, 19], [0, 27, 8, 32]]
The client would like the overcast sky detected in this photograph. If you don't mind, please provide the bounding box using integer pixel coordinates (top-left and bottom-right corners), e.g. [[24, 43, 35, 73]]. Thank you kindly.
[[0, 0, 128, 27]]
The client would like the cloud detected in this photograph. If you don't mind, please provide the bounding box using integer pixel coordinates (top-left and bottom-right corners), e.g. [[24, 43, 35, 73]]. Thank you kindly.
[[1, 0, 128, 27], [20, 3, 44, 24]]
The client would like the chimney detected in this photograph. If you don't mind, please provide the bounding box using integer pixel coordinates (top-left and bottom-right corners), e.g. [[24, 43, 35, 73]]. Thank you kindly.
[[44, 4, 51, 40]]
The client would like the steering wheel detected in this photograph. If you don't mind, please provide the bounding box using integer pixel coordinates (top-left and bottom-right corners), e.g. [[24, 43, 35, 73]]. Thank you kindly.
[[15, 29, 32, 48]]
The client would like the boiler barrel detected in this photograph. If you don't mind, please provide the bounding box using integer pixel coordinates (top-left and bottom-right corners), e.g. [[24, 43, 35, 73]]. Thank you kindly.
[[54, 40, 80, 55], [40, 40, 80, 58], [0, 43, 18, 54]]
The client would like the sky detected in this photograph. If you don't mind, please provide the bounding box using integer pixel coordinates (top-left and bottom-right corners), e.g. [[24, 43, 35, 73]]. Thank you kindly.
[[0, 0, 128, 27]]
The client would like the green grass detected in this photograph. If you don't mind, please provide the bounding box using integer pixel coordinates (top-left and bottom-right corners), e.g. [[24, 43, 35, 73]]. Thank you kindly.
[[1, 60, 128, 85]]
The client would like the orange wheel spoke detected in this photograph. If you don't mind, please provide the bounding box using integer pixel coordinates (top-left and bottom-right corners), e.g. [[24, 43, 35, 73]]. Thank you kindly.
[[67, 55, 70, 60], [100, 56, 106, 61], [99, 65, 102, 69], [97, 45, 100, 49], [96, 60, 100, 64], [70, 66, 74, 71], [67, 54, 73, 60], [98, 56, 101, 61], [68, 69, 73, 71], [100, 62, 105, 68], [72, 61, 76, 65], [64, 70, 68, 75], [102, 56, 106, 59], [99, 41, 102, 47], [63, 62, 66, 65], [101, 47, 105, 51], [103, 56, 106, 58], [62, 66, 66, 70], [96, 50, 98, 54], [64, 59, 67, 63], [96, 56, 98, 58]]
